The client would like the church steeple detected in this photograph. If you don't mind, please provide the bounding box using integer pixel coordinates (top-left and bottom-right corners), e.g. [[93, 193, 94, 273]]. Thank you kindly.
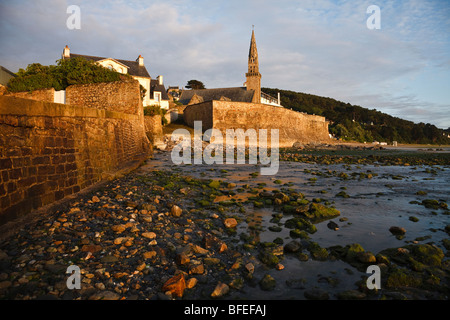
[[246, 28, 261, 104]]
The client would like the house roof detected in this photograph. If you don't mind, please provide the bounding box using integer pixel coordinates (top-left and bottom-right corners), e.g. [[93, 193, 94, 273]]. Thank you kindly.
[[179, 87, 255, 105], [67, 53, 151, 78], [150, 79, 169, 100], [0, 65, 16, 78]]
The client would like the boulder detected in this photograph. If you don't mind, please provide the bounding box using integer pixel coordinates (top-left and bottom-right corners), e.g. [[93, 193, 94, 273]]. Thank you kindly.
[[389, 226, 406, 236]]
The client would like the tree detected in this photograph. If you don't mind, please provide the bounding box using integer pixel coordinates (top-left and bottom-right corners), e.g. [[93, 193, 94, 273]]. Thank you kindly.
[[7, 57, 130, 92], [185, 80, 205, 90]]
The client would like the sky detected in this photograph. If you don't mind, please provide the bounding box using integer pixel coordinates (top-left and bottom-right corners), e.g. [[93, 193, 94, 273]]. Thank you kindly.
[[0, 0, 449, 129]]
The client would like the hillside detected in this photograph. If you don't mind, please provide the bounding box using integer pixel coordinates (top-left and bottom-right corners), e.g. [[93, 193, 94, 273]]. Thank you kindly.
[[263, 88, 450, 145]]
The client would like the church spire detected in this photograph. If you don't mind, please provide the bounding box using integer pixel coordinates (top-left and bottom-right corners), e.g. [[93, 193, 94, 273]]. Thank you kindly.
[[248, 29, 259, 74], [246, 28, 261, 103]]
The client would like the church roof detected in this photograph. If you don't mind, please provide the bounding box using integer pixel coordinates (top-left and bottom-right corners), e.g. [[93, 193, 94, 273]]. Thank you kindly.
[[179, 87, 255, 105], [67, 53, 151, 78]]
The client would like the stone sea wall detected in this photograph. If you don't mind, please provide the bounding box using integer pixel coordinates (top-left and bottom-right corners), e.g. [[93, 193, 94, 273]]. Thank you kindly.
[[0, 80, 151, 225], [183, 100, 331, 147]]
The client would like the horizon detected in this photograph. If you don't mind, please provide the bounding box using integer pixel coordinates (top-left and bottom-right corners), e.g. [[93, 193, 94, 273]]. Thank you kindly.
[[0, 0, 449, 129]]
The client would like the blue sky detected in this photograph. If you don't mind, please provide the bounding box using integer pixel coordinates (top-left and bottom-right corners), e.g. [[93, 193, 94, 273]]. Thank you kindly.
[[1, 0, 449, 128]]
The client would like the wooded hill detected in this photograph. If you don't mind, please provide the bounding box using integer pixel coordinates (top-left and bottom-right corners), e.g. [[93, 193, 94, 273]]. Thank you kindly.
[[263, 87, 450, 145]]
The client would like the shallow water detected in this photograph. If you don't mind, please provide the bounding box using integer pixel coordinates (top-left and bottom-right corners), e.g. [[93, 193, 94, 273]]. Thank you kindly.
[[140, 151, 450, 299]]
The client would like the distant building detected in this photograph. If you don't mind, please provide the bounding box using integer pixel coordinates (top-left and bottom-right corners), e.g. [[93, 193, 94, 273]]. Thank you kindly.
[[178, 30, 281, 107], [0, 65, 16, 86], [61, 46, 169, 108], [167, 86, 181, 101], [150, 76, 169, 109]]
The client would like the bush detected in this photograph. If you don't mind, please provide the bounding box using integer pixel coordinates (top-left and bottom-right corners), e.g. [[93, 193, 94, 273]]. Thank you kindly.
[[144, 105, 168, 125]]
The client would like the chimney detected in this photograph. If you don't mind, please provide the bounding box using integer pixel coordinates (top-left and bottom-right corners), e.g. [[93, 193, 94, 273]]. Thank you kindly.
[[137, 54, 144, 66], [62, 45, 70, 59], [157, 75, 163, 85], [277, 92, 280, 106]]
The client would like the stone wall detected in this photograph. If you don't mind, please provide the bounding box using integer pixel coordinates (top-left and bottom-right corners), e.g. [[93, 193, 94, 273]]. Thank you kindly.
[[144, 115, 163, 144], [0, 91, 150, 225], [183, 101, 213, 130], [183, 100, 331, 147], [5, 88, 55, 103], [66, 80, 141, 115]]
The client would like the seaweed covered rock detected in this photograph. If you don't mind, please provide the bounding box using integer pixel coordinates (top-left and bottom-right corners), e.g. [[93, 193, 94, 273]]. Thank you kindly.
[[302, 203, 340, 222], [378, 243, 448, 293]]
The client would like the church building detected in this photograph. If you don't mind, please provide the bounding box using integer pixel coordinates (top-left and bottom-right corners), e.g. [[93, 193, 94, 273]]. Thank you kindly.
[[179, 30, 281, 107]]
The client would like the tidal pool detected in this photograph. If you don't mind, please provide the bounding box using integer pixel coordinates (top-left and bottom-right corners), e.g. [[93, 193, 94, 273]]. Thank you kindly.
[[140, 150, 450, 299]]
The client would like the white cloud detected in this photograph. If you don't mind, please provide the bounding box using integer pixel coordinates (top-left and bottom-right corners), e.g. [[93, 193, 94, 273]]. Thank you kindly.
[[0, 0, 448, 128]]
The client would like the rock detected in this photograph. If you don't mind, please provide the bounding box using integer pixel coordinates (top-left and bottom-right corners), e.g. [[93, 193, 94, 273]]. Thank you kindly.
[[245, 263, 255, 274], [337, 289, 367, 300], [327, 221, 339, 231], [189, 264, 205, 275], [284, 241, 302, 253], [44, 263, 67, 274], [0, 250, 8, 261], [111, 225, 126, 233], [202, 234, 222, 249], [274, 192, 290, 203], [389, 226, 406, 235], [211, 282, 229, 298], [356, 252, 376, 264], [176, 252, 190, 266], [259, 274, 276, 291], [89, 291, 121, 300], [143, 251, 157, 260], [162, 274, 186, 298], [208, 180, 221, 189], [0, 281, 12, 290], [136, 263, 146, 272], [304, 288, 329, 300], [95, 283, 106, 291], [304, 203, 340, 222], [292, 142, 304, 149], [191, 245, 209, 255], [92, 196, 100, 203], [101, 255, 119, 263], [224, 218, 238, 228], [113, 237, 128, 245], [346, 243, 365, 261], [170, 205, 183, 217], [186, 277, 198, 289], [275, 263, 284, 270], [259, 192, 273, 198], [204, 257, 221, 265], [142, 232, 157, 239]]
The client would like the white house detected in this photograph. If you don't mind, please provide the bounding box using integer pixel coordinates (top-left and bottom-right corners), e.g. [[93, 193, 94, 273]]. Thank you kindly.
[[61, 45, 169, 108], [149, 75, 169, 109]]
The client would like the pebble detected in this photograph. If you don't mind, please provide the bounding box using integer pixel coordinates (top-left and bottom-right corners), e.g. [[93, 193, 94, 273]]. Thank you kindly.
[[142, 232, 157, 239], [211, 282, 229, 298], [170, 205, 183, 217], [224, 218, 238, 228]]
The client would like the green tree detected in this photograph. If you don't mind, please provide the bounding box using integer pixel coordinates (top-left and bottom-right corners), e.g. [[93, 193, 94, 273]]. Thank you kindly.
[[185, 80, 205, 90], [7, 57, 130, 92]]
